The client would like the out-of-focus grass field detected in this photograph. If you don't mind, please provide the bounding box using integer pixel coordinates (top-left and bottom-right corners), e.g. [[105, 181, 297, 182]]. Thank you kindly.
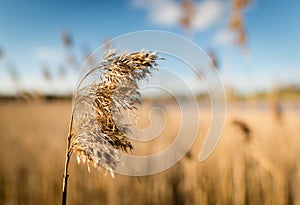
[[0, 99, 300, 205]]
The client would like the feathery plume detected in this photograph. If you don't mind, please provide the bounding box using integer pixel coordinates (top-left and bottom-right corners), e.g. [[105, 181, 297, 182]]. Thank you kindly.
[[61, 49, 161, 205]]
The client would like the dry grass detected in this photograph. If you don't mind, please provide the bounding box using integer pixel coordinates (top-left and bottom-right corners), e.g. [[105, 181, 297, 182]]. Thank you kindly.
[[0, 100, 300, 205]]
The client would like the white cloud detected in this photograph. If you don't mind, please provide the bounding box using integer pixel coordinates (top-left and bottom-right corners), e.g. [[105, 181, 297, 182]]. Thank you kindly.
[[214, 29, 234, 45], [132, 0, 161, 8], [133, 0, 182, 27], [191, 1, 224, 31], [149, 1, 182, 26], [32, 47, 64, 63], [132, 0, 225, 31]]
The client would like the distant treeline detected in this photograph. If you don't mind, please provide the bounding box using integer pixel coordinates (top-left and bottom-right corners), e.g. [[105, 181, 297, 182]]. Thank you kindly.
[[1, 84, 300, 102]]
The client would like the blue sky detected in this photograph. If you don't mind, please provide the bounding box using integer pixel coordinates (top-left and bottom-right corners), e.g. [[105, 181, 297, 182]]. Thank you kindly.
[[0, 0, 299, 94]]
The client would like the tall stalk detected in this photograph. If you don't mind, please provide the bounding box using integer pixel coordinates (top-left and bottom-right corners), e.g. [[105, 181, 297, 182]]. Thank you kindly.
[[60, 50, 159, 205], [62, 113, 74, 205]]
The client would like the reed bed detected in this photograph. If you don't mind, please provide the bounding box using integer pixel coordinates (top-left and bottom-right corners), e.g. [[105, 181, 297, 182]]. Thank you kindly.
[[0, 100, 300, 205]]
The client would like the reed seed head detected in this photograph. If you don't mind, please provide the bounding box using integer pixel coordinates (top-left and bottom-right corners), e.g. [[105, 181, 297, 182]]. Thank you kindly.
[[69, 49, 161, 175], [232, 119, 252, 142]]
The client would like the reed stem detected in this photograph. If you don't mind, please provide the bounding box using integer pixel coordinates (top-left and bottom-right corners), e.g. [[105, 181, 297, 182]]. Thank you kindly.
[[62, 113, 74, 205]]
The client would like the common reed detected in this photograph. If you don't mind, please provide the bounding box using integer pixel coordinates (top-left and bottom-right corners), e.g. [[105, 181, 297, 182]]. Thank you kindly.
[[1, 100, 300, 204], [61, 49, 160, 205], [232, 117, 284, 204]]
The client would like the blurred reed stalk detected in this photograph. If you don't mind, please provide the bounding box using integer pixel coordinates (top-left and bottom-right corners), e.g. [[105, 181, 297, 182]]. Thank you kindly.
[[229, 0, 252, 49], [233, 118, 284, 204], [61, 50, 160, 205]]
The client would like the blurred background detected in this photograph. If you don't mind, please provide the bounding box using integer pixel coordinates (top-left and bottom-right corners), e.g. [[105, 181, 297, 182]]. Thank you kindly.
[[0, 0, 300, 205]]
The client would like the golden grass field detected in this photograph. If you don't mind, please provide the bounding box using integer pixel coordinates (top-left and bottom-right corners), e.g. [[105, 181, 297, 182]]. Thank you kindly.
[[0, 99, 300, 205]]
